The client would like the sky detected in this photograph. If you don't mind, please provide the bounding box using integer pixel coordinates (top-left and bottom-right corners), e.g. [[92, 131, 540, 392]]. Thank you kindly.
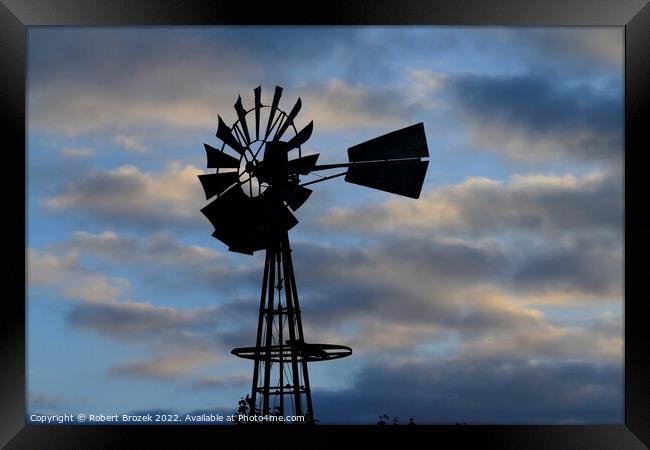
[[26, 26, 624, 424]]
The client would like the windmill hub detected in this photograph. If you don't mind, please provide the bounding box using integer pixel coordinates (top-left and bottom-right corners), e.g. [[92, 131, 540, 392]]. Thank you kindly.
[[236, 150, 267, 198], [198, 85, 429, 423]]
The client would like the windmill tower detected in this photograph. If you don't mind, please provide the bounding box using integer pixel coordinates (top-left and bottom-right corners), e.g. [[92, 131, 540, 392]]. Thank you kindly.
[[198, 86, 428, 423]]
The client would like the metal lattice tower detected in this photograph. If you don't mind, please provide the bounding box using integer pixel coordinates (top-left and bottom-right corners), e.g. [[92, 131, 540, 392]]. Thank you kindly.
[[198, 85, 428, 423]]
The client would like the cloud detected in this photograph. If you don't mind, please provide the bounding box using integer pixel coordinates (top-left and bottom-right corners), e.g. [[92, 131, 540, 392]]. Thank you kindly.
[[31, 222, 621, 390], [313, 357, 623, 424], [403, 69, 448, 105], [27, 29, 444, 137], [456, 319, 622, 363], [444, 72, 623, 163], [28, 30, 262, 135], [28, 393, 68, 412], [511, 235, 623, 300], [287, 237, 621, 348], [42, 162, 206, 230], [320, 171, 622, 237], [63, 291, 227, 382], [59, 147, 95, 158], [201, 234, 622, 365], [54, 230, 260, 293], [517, 28, 623, 72], [25, 29, 394, 135], [60, 230, 222, 268], [65, 297, 227, 383], [177, 374, 250, 391], [29, 242, 227, 382], [27, 26, 624, 421], [300, 79, 417, 131], [114, 133, 149, 153], [27, 248, 131, 302], [296, 70, 452, 134], [108, 350, 219, 381], [27, 27, 622, 146], [67, 300, 219, 339], [28, 228, 622, 412], [292, 237, 511, 326]]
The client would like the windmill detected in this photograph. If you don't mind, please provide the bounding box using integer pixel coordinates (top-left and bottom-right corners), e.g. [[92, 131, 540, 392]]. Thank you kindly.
[[198, 86, 428, 423]]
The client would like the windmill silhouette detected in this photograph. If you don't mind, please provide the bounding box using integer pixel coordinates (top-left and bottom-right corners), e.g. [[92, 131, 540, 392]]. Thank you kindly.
[[198, 86, 428, 423]]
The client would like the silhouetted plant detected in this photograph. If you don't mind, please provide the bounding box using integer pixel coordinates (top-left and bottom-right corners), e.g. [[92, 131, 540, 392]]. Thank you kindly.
[[377, 413, 416, 425], [233, 394, 256, 425], [237, 395, 250, 415]]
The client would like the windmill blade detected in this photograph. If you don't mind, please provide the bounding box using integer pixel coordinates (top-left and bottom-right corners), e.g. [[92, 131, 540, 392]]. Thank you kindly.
[[204, 143, 240, 169], [201, 186, 298, 255], [261, 141, 289, 176], [286, 153, 319, 175], [347, 122, 428, 162], [260, 186, 300, 230], [202, 187, 263, 251], [198, 171, 240, 199], [345, 159, 429, 199], [256, 186, 298, 234], [254, 86, 262, 141], [285, 185, 312, 211], [285, 121, 314, 151], [217, 116, 245, 155], [264, 85, 283, 140], [274, 97, 302, 141], [227, 244, 255, 255], [234, 95, 251, 145], [201, 183, 249, 230], [278, 201, 299, 230]]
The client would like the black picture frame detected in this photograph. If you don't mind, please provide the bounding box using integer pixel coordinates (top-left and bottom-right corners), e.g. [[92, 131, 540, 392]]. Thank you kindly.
[[2, 0, 648, 447]]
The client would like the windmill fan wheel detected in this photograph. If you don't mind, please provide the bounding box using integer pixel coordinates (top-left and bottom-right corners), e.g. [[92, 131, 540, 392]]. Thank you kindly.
[[199, 86, 319, 255]]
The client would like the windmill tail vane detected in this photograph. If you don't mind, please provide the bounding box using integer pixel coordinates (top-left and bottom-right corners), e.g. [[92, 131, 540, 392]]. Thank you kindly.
[[198, 85, 429, 423]]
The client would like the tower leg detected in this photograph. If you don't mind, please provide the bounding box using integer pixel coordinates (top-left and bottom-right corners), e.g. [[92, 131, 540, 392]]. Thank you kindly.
[[280, 241, 305, 417], [249, 251, 270, 414], [245, 236, 314, 423], [262, 252, 276, 415], [285, 254, 314, 421]]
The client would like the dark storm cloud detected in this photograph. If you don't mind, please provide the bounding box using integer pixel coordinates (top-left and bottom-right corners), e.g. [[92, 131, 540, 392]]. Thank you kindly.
[[445, 72, 623, 163], [313, 357, 623, 424]]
